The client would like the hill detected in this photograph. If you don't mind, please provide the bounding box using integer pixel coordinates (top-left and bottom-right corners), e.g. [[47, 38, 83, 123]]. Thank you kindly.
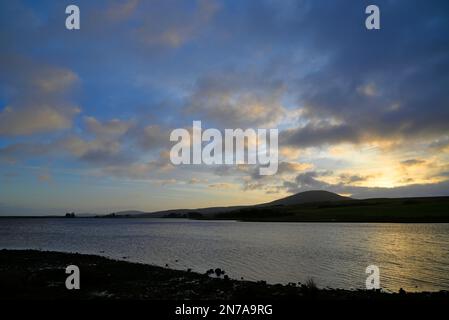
[[111, 191, 349, 219], [95, 190, 449, 223], [133, 206, 247, 218], [214, 196, 449, 222], [261, 190, 351, 206]]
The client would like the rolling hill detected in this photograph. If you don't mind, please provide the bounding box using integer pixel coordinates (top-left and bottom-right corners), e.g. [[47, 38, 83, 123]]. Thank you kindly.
[[113, 190, 351, 218], [98, 190, 449, 222], [261, 190, 352, 206]]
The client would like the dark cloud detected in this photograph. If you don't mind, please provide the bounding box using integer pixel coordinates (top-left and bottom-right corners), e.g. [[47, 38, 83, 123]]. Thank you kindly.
[[135, 125, 171, 151], [0, 142, 53, 163], [281, 123, 361, 148], [401, 159, 426, 166], [213, 162, 309, 181], [291, 171, 333, 190], [79, 149, 132, 166], [278, 0, 449, 148], [338, 173, 372, 184]]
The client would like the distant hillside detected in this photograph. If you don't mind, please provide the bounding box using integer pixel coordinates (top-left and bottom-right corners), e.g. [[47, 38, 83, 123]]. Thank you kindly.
[[93, 190, 449, 222], [262, 190, 352, 206], [115, 210, 148, 216], [104, 191, 350, 219], [214, 195, 449, 222], [132, 206, 247, 218], [94, 210, 171, 218]]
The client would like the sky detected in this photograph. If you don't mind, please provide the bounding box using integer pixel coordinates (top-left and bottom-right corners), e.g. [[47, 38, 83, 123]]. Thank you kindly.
[[1, 0, 449, 215]]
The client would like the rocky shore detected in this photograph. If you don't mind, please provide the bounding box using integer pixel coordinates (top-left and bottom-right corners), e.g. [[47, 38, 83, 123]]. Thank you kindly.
[[1, 249, 448, 301]]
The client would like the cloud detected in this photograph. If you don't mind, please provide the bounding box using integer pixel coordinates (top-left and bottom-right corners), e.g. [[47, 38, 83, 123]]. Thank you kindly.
[[338, 173, 373, 184], [429, 137, 449, 151], [284, 0, 449, 148], [247, 161, 312, 181], [102, 151, 173, 180], [0, 114, 171, 169], [208, 183, 234, 189], [357, 83, 378, 97], [0, 115, 135, 165], [293, 171, 329, 189], [105, 0, 140, 22], [210, 161, 313, 194], [84, 116, 132, 138], [185, 69, 286, 128], [59, 133, 132, 167], [0, 142, 53, 163], [281, 122, 362, 148], [0, 105, 80, 136], [188, 177, 208, 184], [213, 161, 310, 179], [0, 55, 80, 136], [137, 125, 170, 151], [401, 159, 426, 167], [134, 0, 219, 48]]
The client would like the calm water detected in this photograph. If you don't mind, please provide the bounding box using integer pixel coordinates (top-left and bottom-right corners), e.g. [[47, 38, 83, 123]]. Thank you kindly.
[[1, 218, 449, 292]]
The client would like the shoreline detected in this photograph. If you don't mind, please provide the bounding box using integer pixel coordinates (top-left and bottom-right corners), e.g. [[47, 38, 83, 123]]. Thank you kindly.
[[2, 216, 449, 223], [1, 249, 448, 300]]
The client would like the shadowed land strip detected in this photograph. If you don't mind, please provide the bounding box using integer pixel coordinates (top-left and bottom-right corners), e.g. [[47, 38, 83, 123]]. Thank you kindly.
[[211, 197, 449, 222], [1, 250, 448, 300]]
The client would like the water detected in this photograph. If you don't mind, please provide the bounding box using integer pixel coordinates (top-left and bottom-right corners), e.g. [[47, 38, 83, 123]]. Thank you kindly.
[[1, 218, 449, 292]]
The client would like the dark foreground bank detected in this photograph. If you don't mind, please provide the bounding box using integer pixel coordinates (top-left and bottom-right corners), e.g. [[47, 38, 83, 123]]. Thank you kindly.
[[1, 249, 448, 301]]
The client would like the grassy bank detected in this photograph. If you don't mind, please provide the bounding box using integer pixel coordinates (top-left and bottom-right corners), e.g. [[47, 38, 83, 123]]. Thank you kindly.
[[0, 250, 448, 300]]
